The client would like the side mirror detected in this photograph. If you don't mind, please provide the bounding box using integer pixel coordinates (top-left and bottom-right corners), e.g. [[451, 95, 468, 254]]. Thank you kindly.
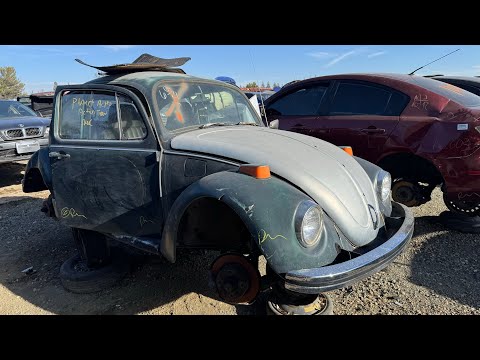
[[269, 119, 279, 129]]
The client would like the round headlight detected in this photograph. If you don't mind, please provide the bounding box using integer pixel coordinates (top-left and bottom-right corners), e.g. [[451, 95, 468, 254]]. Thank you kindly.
[[44, 127, 50, 136], [379, 171, 391, 202], [376, 170, 392, 216], [295, 201, 323, 248]]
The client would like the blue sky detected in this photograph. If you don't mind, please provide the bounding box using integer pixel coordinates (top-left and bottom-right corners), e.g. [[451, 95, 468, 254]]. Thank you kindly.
[[1, 45, 480, 94]]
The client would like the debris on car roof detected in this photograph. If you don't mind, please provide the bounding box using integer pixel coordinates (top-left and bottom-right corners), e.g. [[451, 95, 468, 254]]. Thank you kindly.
[[75, 53, 191, 75]]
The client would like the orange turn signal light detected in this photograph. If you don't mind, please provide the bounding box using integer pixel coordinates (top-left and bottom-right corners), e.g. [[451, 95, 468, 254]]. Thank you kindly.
[[239, 165, 271, 179], [339, 146, 353, 156]]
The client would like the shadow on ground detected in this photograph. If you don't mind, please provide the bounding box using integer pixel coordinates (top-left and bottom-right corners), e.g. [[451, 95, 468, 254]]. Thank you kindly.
[[0, 162, 27, 189], [408, 215, 480, 309]]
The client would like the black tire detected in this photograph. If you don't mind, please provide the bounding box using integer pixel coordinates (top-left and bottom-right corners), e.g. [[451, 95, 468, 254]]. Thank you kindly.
[[266, 293, 334, 315], [60, 253, 129, 294], [443, 193, 480, 217]]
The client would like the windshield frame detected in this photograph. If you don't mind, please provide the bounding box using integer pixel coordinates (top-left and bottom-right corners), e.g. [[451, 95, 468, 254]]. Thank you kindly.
[[151, 78, 263, 137], [0, 100, 38, 118]]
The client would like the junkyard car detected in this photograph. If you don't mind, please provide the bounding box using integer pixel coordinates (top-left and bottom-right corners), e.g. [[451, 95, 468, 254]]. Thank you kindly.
[[0, 100, 50, 164], [22, 60, 414, 314], [263, 74, 480, 216]]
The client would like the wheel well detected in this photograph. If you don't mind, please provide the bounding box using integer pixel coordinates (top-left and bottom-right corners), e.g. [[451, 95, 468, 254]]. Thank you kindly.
[[177, 197, 252, 252], [23, 168, 47, 192], [378, 153, 443, 185]]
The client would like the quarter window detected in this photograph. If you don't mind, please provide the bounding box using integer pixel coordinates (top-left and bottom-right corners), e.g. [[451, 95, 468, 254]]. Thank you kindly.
[[266, 85, 328, 116], [58, 90, 147, 140]]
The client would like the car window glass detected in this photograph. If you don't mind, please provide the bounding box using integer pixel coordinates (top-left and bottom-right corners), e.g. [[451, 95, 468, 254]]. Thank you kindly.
[[0, 101, 37, 118], [330, 82, 392, 116], [410, 76, 480, 107], [117, 94, 147, 140], [441, 81, 480, 96], [59, 91, 146, 140], [385, 92, 409, 116], [156, 82, 258, 132], [267, 85, 327, 115]]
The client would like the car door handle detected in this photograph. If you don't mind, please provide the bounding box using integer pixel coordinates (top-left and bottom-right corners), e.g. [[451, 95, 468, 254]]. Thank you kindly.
[[49, 151, 71, 159], [361, 128, 386, 134]]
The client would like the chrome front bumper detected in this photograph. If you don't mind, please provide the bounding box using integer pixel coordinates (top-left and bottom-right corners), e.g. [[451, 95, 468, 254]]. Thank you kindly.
[[284, 202, 414, 294]]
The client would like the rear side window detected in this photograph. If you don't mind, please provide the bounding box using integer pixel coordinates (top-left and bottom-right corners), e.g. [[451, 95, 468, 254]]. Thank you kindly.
[[410, 76, 480, 107], [266, 85, 328, 116], [330, 82, 396, 116], [438, 80, 480, 97], [58, 90, 147, 140]]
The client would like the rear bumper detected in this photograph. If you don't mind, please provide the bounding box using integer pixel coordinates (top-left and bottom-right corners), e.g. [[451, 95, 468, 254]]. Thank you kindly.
[[284, 202, 414, 294], [0, 139, 48, 164], [435, 147, 480, 201]]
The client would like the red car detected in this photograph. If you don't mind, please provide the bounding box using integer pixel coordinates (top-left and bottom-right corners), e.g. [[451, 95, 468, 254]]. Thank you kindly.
[[263, 74, 480, 215]]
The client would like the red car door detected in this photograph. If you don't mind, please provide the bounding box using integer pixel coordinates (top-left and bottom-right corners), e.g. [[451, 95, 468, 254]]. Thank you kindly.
[[264, 82, 330, 138], [315, 80, 409, 163]]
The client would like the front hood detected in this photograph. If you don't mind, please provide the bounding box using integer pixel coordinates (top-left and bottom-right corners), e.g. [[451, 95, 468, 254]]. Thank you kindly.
[[0, 116, 50, 130], [171, 127, 381, 247]]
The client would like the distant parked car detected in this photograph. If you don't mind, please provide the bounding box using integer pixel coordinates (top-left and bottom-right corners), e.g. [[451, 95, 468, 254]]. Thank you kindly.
[[0, 100, 50, 164], [17, 92, 54, 118], [427, 75, 480, 96], [263, 73, 480, 216]]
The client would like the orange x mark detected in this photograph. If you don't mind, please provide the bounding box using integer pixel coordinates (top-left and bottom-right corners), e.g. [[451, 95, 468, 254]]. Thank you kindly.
[[164, 82, 188, 123]]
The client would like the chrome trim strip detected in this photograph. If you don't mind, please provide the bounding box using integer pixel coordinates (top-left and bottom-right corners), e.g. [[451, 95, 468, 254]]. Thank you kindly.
[[163, 150, 241, 166], [284, 202, 414, 294], [49, 144, 155, 153]]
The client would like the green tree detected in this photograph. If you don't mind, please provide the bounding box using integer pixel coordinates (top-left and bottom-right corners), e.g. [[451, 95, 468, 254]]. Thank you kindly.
[[261, 81, 265, 87], [266, 81, 271, 88], [0, 67, 25, 99], [245, 82, 258, 88]]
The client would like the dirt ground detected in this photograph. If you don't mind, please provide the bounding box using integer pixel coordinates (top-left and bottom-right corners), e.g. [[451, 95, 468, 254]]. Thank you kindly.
[[0, 161, 479, 315]]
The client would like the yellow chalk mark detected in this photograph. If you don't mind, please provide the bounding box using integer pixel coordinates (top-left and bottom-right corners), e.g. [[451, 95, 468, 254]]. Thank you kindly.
[[140, 216, 155, 227], [61, 207, 87, 219], [258, 229, 287, 244]]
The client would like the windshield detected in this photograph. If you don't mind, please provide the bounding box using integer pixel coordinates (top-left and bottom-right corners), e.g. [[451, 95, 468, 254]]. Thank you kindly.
[[0, 101, 37, 118], [155, 81, 259, 132]]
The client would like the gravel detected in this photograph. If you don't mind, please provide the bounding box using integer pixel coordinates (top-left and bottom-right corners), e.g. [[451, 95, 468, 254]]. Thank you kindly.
[[0, 162, 479, 315]]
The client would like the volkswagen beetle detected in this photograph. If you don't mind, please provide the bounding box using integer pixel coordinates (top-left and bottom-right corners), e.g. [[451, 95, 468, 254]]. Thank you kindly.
[[22, 56, 414, 314]]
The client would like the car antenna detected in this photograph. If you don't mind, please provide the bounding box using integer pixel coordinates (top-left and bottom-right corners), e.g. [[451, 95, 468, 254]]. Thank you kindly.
[[249, 49, 268, 125], [408, 48, 460, 76]]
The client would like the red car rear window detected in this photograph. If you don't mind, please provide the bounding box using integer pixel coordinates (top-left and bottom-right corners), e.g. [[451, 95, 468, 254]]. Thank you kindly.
[[409, 76, 480, 107]]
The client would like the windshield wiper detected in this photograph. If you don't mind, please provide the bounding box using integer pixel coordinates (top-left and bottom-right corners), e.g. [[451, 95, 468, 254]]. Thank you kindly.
[[235, 122, 259, 126], [199, 122, 230, 129]]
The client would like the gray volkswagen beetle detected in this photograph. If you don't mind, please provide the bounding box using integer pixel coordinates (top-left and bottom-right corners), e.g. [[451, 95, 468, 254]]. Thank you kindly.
[[22, 55, 414, 314]]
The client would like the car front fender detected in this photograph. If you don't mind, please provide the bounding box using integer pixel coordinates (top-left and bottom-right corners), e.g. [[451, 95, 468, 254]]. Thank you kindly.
[[22, 147, 51, 193], [161, 171, 340, 273]]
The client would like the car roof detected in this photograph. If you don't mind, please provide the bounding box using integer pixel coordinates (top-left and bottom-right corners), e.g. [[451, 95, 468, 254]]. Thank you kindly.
[[84, 71, 232, 89]]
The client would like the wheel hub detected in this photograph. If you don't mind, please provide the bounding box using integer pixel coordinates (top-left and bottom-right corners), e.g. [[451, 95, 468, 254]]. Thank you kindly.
[[392, 180, 426, 207], [210, 254, 260, 304], [267, 293, 331, 315]]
